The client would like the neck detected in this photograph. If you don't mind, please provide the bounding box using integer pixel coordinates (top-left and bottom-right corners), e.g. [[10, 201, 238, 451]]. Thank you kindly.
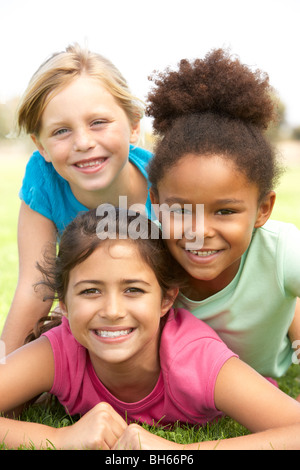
[[89, 335, 161, 403], [182, 259, 241, 301], [101, 364, 161, 403]]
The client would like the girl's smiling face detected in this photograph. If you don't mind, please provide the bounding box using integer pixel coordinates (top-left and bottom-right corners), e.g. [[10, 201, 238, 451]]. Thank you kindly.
[[60, 241, 175, 371], [32, 75, 139, 206], [152, 154, 275, 299]]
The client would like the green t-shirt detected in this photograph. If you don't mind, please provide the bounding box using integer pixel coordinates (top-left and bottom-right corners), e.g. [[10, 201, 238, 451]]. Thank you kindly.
[[177, 220, 300, 378]]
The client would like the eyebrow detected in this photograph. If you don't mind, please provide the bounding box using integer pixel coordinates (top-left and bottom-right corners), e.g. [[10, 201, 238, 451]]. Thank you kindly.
[[161, 197, 190, 205], [214, 199, 245, 205], [74, 280, 101, 288], [73, 279, 152, 288], [161, 197, 245, 206]]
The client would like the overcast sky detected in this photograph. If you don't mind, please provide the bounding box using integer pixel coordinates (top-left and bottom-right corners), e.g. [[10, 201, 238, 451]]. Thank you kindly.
[[1, 0, 299, 126]]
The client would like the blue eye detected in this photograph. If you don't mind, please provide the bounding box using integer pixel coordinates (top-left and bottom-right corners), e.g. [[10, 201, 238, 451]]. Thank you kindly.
[[91, 119, 107, 127], [54, 128, 69, 136]]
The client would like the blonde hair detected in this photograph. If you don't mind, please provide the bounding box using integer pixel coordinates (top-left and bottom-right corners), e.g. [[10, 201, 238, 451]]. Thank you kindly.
[[17, 43, 144, 136]]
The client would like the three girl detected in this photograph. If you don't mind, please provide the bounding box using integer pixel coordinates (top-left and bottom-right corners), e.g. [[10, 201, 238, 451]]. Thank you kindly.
[[1, 44, 152, 354], [147, 48, 300, 381], [1, 209, 300, 450]]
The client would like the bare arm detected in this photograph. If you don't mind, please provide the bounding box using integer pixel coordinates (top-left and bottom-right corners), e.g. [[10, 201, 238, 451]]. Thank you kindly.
[[114, 421, 300, 450], [114, 358, 300, 450], [0, 338, 127, 449], [1, 202, 57, 354], [288, 297, 300, 353]]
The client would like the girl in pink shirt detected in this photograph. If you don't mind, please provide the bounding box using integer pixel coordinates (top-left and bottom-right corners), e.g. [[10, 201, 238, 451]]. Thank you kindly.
[[1, 208, 300, 450]]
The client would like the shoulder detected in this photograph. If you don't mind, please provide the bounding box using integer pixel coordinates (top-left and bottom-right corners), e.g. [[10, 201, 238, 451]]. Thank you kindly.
[[22, 150, 56, 179], [20, 150, 60, 201], [160, 308, 236, 378], [43, 316, 81, 355], [129, 145, 152, 171], [161, 308, 226, 345], [250, 219, 300, 260], [42, 317, 86, 386], [161, 309, 236, 367], [160, 309, 237, 414], [253, 219, 300, 260], [256, 219, 300, 241], [19, 151, 79, 230], [251, 220, 300, 295]]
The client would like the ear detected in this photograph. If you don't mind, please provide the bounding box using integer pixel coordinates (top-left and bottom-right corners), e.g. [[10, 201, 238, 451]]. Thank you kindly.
[[160, 287, 179, 318], [254, 191, 276, 228], [30, 134, 51, 162], [59, 300, 68, 318], [129, 120, 141, 144]]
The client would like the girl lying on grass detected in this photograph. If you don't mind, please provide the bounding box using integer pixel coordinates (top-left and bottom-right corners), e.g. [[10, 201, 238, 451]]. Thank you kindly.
[[1, 208, 300, 450]]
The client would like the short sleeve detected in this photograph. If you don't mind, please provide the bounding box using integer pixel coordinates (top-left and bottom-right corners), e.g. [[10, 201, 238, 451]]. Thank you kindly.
[[19, 151, 88, 234], [42, 317, 87, 409], [168, 337, 236, 418], [19, 151, 54, 221], [161, 309, 237, 422], [281, 223, 300, 297]]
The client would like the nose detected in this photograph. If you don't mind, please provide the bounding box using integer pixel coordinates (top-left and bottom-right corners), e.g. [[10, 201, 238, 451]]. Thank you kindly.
[[185, 210, 215, 241], [183, 205, 206, 249], [73, 128, 96, 152], [99, 293, 126, 322], [202, 213, 216, 239]]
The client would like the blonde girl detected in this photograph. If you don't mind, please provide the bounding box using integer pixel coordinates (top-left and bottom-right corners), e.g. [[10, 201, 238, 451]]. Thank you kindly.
[[1, 44, 152, 353]]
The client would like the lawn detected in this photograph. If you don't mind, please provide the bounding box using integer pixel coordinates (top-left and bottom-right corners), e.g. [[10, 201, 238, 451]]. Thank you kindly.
[[0, 140, 300, 449]]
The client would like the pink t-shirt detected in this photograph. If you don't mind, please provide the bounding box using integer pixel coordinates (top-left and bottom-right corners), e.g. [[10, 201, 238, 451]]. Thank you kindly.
[[43, 308, 237, 426]]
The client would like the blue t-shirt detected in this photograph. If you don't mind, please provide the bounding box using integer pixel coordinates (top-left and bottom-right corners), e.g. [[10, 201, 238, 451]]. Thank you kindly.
[[19, 145, 152, 235]]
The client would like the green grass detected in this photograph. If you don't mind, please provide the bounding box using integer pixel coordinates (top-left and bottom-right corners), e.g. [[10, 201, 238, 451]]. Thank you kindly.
[[0, 142, 300, 449], [0, 156, 24, 331], [271, 166, 300, 228]]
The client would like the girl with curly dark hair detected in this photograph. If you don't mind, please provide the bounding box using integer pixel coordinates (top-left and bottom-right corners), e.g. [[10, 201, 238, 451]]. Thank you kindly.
[[147, 49, 300, 383]]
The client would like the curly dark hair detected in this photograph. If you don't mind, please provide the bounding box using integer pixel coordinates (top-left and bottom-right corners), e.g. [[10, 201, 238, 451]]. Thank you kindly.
[[146, 49, 283, 199]]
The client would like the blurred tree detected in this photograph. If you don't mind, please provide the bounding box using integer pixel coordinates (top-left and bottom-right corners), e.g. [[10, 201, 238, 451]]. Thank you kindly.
[[292, 126, 300, 140], [0, 97, 18, 139], [266, 94, 287, 141]]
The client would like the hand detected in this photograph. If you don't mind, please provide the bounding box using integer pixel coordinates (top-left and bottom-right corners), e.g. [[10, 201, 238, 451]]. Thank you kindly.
[[113, 423, 183, 450], [56, 402, 128, 450]]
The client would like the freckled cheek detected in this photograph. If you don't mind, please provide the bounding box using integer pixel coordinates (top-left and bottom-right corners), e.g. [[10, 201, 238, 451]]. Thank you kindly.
[[42, 144, 69, 164]]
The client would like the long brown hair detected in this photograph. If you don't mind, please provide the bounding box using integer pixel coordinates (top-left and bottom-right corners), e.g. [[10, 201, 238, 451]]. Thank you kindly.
[[25, 207, 186, 342]]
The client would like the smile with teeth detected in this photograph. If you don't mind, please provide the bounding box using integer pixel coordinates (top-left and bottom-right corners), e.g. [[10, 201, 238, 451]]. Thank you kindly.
[[94, 328, 133, 338], [75, 158, 106, 168], [187, 249, 219, 256]]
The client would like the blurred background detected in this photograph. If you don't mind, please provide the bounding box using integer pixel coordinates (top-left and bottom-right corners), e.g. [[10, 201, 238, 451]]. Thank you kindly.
[[0, 0, 300, 329]]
